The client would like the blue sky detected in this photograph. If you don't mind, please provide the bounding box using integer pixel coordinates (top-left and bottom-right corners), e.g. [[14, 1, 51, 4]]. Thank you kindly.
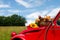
[[0, 0, 60, 26]]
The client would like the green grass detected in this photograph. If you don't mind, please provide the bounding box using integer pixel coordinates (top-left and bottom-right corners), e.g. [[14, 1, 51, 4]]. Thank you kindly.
[[0, 26, 26, 40]]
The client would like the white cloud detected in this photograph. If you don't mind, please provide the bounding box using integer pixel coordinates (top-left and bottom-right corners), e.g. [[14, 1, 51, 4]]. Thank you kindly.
[[15, 0, 32, 8], [25, 10, 49, 26], [8, 10, 20, 13], [47, 8, 60, 18], [0, 10, 6, 16], [15, 0, 46, 8], [0, 10, 5, 12], [0, 4, 10, 8], [26, 12, 41, 19], [0, 13, 18, 17], [0, 13, 5, 16], [26, 8, 60, 19], [26, 11, 49, 19], [7, 10, 21, 16], [0, 0, 10, 8], [0, 9, 21, 16], [25, 8, 60, 26], [5, 14, 15, 17], [25, 20, 34, 26]]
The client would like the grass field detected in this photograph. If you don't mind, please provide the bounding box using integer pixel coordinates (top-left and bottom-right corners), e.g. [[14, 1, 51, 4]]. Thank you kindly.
[[0, 26, 26, 40]]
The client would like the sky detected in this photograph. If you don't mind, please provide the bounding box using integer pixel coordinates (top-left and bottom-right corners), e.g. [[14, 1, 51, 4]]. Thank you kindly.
[[0, 0, 60, 26]]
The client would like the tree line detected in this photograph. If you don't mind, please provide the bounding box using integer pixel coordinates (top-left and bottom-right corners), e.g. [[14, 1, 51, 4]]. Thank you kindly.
[[0, 14, 26, 26]]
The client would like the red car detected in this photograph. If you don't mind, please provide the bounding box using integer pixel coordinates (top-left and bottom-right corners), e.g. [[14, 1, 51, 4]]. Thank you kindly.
[[11, 11, 60, 40]]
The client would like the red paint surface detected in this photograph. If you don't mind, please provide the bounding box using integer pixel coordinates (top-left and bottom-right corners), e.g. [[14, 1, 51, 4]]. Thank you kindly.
[[11, 11, 60, 40]]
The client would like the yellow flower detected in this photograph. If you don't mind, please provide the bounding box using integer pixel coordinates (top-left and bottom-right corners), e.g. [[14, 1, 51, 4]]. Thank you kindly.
[[30, 23, 38, 28]]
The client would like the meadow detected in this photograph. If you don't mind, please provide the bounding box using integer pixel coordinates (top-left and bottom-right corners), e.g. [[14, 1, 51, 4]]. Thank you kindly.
[[0, 26, 26, 40]]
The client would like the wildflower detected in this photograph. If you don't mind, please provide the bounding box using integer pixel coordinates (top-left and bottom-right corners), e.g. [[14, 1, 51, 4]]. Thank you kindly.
[[30, 23, 38, 28]]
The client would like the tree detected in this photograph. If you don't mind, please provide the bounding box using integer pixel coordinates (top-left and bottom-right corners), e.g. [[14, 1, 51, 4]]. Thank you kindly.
[[0, 16, 5, 26], [0, 14, 26, 26], [10, 14, 26, 26]]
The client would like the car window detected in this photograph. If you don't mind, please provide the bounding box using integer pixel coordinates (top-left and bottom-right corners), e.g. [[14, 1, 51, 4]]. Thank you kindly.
[[57, 17, 60, 26]]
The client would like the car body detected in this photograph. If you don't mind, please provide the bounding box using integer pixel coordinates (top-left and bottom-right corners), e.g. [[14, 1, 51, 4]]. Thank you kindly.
[[11, 11, 60, 40]]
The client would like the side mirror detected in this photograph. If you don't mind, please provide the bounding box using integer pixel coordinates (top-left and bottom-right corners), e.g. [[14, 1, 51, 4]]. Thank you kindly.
[[11, 32, 17, 37]]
